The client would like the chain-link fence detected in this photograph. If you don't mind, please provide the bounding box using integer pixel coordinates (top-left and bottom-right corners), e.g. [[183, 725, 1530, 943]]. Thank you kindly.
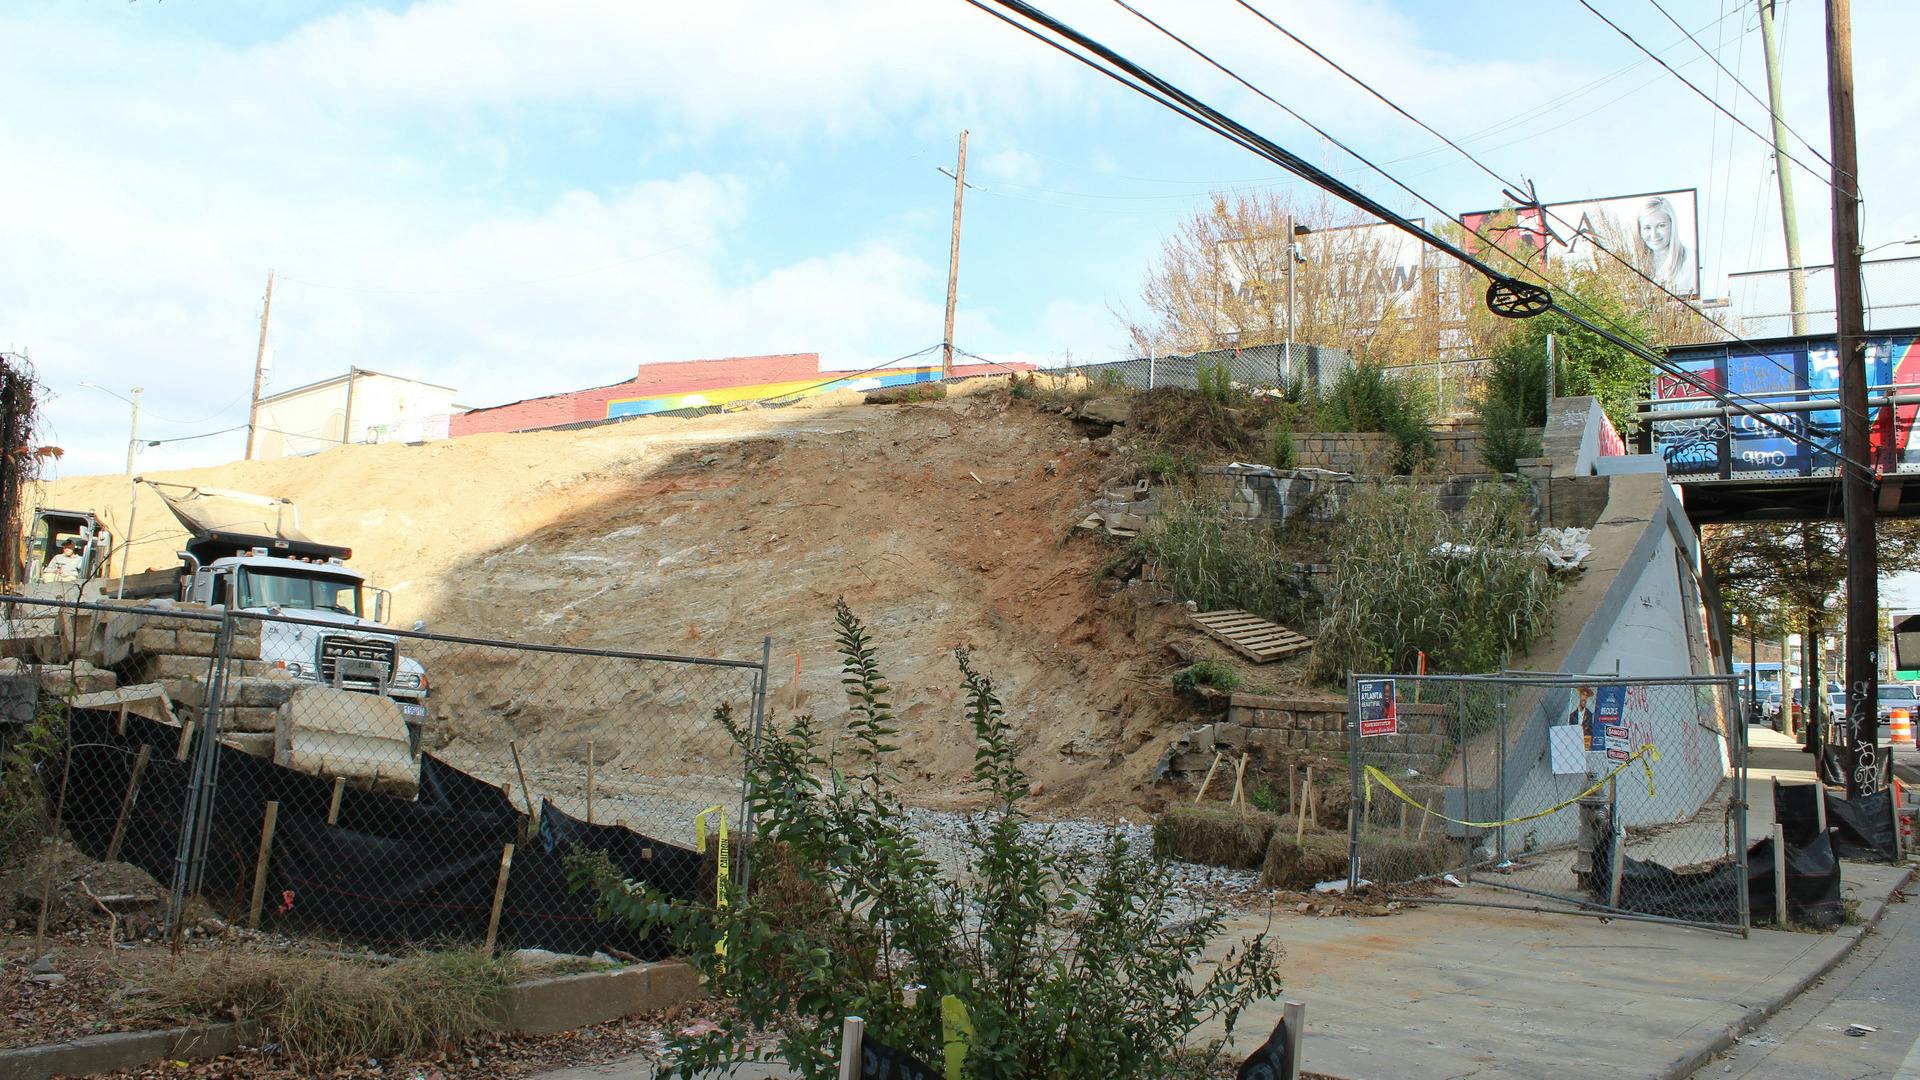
[[1726, 255, 1920, 338], [1346, 672, 1748, 933], [1, 594, 766, 958], [1057, 343, 1353, 396]]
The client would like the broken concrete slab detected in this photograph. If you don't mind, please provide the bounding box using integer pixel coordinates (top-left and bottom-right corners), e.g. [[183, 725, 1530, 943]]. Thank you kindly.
[[70, 683, 176, 727], [274, 685, 417, 794]]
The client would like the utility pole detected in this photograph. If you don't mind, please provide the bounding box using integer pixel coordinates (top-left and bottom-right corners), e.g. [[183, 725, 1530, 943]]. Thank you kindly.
[[940, 131, 969, 379], [244, 271, 275, 460], [1828, 0, 1879, 798], [118, 388, 142, 598], [1758, 0, 1808, 335]]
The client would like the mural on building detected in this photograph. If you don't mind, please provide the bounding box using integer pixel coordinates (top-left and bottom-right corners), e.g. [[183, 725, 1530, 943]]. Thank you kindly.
[[1650, 331, 1920, 478]]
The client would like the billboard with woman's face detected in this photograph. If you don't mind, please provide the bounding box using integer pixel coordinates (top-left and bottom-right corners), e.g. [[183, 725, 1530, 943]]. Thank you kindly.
[[1459, 189, 1702, 299]]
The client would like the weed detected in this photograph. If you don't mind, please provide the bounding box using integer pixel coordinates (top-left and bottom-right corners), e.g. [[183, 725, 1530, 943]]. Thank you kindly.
[[137, 949, 515, 1066], [1248, 783, 1281, 814], [0, 693, 68, 870], [1143, 448, 1199, 484], [1096, 366, 1130, 391], [1197, 361, 1237, 404], [1131, 497, 1317, 629], [1312, 481, 1557, 678], [1172, 658, 1243, 694], [1010, 374, 1034, 399], [1129, 389, 1259, 457], [575, 603, 1283, 1079]]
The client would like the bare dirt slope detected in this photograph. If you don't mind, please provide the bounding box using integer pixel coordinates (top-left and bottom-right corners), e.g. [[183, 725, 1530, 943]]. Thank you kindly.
[[46, 387, 1202, 812]]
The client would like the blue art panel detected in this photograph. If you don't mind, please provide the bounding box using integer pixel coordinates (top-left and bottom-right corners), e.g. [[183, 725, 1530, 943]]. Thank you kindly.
[[1652, 354, 1726, 476], [1725, 349, 1806, 475]]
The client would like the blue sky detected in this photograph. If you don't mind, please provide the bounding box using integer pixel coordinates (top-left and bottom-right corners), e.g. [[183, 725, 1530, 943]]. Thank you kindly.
[[7, 0, 1917, 477]]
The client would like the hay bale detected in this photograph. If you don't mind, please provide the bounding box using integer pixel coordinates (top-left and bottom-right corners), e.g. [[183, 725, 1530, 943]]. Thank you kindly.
[[1359, 832, 1462, 881], [1152, 805, 1280, 869], [1261, 830, 1350, 889]]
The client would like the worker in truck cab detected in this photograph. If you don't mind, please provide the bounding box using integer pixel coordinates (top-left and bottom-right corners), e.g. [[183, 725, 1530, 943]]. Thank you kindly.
[[41, 539, 82, 582]]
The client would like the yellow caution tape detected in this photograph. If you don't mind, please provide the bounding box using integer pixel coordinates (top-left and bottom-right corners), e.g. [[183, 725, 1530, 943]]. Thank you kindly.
[[694, 805, 730, 973], [1363, 743, 1660, 830]]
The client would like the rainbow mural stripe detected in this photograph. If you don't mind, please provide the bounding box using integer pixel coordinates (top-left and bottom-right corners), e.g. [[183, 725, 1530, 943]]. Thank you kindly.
[[604, 365, 949, 418]]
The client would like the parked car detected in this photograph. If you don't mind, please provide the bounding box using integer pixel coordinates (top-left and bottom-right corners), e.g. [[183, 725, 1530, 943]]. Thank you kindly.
[[1876, 682, 1919, 723], [1761, 690, 1783, 722]]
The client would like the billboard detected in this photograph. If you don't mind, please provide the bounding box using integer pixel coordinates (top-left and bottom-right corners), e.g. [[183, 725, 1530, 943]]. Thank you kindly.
[[1649, 332, 1920, 478], [1300, 220, 1429, 318], [1460, 189, 1701, 299], [1216, 218, 1429, 338]]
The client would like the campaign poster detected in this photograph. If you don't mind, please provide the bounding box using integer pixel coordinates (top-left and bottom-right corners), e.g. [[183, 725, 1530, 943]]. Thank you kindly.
[[1358, 679, 1398, 738]]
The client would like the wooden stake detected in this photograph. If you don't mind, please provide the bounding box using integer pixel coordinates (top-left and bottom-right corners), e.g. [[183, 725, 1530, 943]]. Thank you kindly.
[[509, 741, 533, 815], [1281, 1000, 1306, 1080], [586, 741, 596, 824], [484, 843, 516, 955], [1398, 798, 1408, 838], [1773, 823, 1788, 926], [1295, 765, 1314, 847], [1193, 750, 1224, 804], [105, 745, 153, 863], [247, 801, 280, 929], [326, 776, 346, 826], [1416, 796, 1434, 841], [837, 1015, 866, 1080], [1815, 783, 1828, 836], [1304, 766, 1317, 829], [174, 719, 195, 762], [116, 702, 129, 736], [1230, 753, 1249, 816], [1287, 764, 1298, 816]]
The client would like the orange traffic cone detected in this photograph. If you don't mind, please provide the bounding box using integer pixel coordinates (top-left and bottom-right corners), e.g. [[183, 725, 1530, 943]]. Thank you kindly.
[[1890, 708, 1916, 748]]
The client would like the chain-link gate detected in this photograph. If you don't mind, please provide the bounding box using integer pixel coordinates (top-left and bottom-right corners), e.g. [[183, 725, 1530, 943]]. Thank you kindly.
[[1346, 672, 1748, 933], [1, 593, 767, 956]]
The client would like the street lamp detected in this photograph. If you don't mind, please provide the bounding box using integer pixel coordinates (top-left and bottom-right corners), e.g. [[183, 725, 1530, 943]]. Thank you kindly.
[[76, 382, 142, 597], [1861, 237, 1920, 258], [1285, 220, 1312, 385]]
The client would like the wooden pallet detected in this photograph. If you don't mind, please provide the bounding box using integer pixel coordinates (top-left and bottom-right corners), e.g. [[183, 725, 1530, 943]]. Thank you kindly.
[[1189, 609, 1313, 664]]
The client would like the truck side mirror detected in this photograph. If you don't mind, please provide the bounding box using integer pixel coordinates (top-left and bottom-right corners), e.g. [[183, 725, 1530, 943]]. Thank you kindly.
[[373, 589, 390, 624]]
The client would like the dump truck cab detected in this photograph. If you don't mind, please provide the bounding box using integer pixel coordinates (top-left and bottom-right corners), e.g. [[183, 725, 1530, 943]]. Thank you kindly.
[[21, 507, 112, 594], [153, 483, 430, 724]]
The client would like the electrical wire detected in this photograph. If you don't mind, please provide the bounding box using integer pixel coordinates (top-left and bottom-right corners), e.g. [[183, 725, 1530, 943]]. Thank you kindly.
[[1203, 0, 1852, 423], [1575, 0, 1840, 190], [961, 0, 1876, 481], [1643, 0, 1834, 172]]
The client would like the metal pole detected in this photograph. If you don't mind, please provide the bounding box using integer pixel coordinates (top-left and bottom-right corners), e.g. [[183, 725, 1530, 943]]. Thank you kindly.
[[736, 635, 771, 904], [117, 389, 141, 597], [1758, 0, 1808, 336], [1734, 693, 1751, 935], [1346, 674, 1362, 892], [166, 610, 235, 939], [1285, 213, 1295, 384], [1828, 0, 1878, 798], [1148, 338, 1157, 390], [1495, 688, 1508, 862], [1545, 333, 1557, 409]]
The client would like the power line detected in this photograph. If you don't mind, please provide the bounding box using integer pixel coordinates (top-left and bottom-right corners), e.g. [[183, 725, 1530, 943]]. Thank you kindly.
[[961, 0, 1875, 480], [1211, 0, 1847, 422], [1575, 0, 1840, 190], [1643, 0, 1834, 172]]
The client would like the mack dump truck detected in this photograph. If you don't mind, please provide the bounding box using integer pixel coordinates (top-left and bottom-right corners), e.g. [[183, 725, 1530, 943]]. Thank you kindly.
[[89, 482, 430, 725]]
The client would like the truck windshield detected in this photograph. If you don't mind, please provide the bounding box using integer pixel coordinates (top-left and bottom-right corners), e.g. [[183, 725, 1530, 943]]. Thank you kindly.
[[238, 568, 363, 616]]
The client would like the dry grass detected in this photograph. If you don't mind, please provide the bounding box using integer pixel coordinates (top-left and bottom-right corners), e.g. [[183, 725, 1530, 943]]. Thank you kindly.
[[1260, 832, 1350, 889], [1129, 389, 1264, 457], [135, 948, 517, 1066], [1152, 805, 1280, 869]]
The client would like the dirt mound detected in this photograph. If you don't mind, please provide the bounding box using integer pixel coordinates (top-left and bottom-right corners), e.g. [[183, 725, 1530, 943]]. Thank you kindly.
[[46, 387, 1213, 813]]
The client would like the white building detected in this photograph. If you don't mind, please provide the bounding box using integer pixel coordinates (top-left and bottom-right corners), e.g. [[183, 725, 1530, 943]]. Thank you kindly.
[[252, 369, 462, 460]]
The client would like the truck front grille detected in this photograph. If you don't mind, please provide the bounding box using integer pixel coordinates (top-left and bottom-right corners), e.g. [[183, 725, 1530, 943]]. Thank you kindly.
[[318, 636, 397, 690]]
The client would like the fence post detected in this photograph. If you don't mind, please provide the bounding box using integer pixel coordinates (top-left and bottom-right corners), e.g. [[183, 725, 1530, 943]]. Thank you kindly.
[[1346, 674, 1362, 892], [1494, 688, 1509, 863], [736, 635, 772, 905], [165, 609, 235, 940], [1458, 681, 1473, 880], [1772, 823, 1788, 926], [1734, 686, 1751, 935]]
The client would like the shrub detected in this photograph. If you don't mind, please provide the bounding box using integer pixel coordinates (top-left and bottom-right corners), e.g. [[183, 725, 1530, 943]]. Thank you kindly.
[[1172, 657, 1242, 694], [1143, 447, 1199, 484], [1267, 425, 1298, 471], [1, 693, 68, 870], [1312, 481, 1557, 678], [1131, 498, 1317, 629], [576, 603, 1283, 1079], [1485, 300, 1655, 436], [1316, 362, 1436, 474], [1477, 343, 1549, 473], [1197, 360, 1236, 404]]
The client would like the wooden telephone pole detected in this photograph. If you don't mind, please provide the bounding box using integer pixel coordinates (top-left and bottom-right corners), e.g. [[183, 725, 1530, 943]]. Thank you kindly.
[[941, 131, 969, 379], [1827, 0, 1879, 797], [244, 271, 275, 461]]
